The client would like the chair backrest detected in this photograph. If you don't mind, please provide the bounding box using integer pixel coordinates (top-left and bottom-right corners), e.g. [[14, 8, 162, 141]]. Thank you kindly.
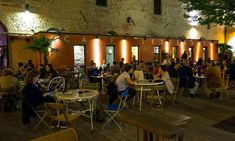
[[48, 76, 65, 92], [30, 128, 79, 141], [44, 103, 69, 124], [171, 78, 180, 93], [134, 70, 144, 81]]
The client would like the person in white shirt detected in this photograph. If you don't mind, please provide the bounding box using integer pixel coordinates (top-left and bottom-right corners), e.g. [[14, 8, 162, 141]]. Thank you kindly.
[[115, 64, 136, 101]]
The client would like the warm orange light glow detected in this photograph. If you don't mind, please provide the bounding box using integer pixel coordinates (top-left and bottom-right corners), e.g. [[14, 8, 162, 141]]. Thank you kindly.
[[122, 39, 127, 62], [165, 41, 169, 53], [94, 39, 101, 66], [195, 42, 201, 61], [210, 42, 214, 60], [180, 41, 185, 56]]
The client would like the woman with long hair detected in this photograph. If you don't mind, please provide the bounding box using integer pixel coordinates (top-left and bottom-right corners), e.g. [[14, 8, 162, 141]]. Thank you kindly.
[[22, 70, 54, 125]]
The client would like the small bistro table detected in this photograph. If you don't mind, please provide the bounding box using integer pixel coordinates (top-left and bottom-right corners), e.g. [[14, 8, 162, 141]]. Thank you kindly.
[[56, 89, 98, 130]]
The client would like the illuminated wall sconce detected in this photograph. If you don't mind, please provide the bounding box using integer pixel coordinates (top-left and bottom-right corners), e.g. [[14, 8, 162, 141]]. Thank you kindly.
[[123, 36, 126, 40], [95, 35, 99, 39], [165, 39, 170, 53]]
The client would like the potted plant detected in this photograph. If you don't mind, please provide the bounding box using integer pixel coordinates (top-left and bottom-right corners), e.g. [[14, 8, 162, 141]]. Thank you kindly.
[[25, 36, 57, 65], [217, 43, 233, 62]]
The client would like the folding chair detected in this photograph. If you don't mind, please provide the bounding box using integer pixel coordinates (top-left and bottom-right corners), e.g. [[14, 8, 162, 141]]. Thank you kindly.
[[44, 103, 80, 128], [102, 89, 129, 132], [146, 85, 165, 109], [48, 76, 66, 93], [31, 105, 51, 131]]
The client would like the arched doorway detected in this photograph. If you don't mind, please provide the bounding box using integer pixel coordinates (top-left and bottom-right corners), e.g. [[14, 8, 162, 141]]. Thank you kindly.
[[0, 22, 8, 68]]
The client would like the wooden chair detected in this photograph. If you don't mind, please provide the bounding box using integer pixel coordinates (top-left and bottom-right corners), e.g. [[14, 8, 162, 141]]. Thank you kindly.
[[170, 78, 180, 104], [44, 103, 80, 128], [30, 128, 79, 141], [146, 85, 165, 109], [220, 74, 230, 99], [0, 87, 17, 117]]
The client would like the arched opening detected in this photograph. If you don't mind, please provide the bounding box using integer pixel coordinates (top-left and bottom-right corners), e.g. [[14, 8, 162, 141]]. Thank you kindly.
[[0, 22, 8, 68]]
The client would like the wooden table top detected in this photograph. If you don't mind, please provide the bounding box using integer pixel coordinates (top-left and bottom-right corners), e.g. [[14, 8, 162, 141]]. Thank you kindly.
[[118, 109, 190, 137]]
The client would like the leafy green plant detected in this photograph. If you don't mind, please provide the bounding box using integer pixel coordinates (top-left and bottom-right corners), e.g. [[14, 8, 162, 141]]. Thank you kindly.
[[217, 43, 233, 61], [25, 36, 57, 64]]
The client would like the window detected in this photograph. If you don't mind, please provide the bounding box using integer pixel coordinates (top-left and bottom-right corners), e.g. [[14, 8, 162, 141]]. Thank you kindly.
[[154, 46, 160, 64], [189, 47, 193, 58], [131, 46, 139, 61], [154, 0, 161, 15], [96, 0, 107, 7], [203, 47, 207, 61]]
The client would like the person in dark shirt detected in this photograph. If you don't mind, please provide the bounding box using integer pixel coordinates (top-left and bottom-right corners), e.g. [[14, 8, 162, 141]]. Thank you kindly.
[[181, 51, 188, 59], [39, 64, 47, 79], [46, 64, 58, 80], [169, 62, 181, 78], [22, 70, 54, 125]]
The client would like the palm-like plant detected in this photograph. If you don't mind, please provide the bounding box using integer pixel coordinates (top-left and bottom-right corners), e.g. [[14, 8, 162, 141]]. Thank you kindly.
[[217, 43, 233, 61], [25, 36, 57, 64]]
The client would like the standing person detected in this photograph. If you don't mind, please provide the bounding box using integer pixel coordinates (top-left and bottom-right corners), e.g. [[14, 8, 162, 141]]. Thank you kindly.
[[46, 64, 58, 80], [22, 70, 54, 125], [115, 64, 136, 102]]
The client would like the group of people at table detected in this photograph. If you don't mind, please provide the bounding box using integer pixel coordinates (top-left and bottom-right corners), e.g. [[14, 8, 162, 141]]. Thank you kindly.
[[0, 59, 59, 126], [0, 54, 229, 127], [88, 53, 229, 108]]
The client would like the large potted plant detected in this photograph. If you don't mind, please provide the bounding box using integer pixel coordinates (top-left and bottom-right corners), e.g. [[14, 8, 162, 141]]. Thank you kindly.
[[217, 43, 233, 62], [25, 36, 56, 66]]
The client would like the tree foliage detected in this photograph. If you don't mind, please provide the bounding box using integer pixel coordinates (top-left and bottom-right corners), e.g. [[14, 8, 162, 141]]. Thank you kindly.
[[179, 0, 235, 26]]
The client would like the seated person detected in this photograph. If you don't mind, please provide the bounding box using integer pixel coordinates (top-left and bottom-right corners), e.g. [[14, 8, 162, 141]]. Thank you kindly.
[[46, 64, 58, 80], [179, 59, 199, 95], [168, 62, 181, 78], [0, 68, 19, 111], [88, 63, 102, 90], [205, 62, 224, 98], [115, 64, 136, 102], [0, 68, 19, 91], [109, 61, 120, 75], [153, 65, 175, 94], [22, 70, 54, 125]]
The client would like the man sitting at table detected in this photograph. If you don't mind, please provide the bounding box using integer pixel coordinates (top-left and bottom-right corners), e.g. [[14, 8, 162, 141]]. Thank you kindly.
[[205, 62, 224, 98], [179, 59, 199, 96], [115, 64, 136, 103]]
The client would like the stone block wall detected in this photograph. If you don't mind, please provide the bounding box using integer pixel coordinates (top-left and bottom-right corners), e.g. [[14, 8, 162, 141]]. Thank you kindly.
[[0, 0, 224, 41]]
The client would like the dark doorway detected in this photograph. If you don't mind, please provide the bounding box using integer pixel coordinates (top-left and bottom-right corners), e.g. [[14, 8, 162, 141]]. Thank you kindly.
[[0, 22, 8, 68]]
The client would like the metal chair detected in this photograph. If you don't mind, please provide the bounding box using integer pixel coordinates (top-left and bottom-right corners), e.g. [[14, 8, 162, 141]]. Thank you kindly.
[[102, 89, 129, 132], [48, 76, 65, 92], [31, 105, 51, 132]]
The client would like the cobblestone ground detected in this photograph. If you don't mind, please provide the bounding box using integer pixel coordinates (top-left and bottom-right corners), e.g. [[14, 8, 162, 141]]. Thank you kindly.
[[0, 89, 235, 141]]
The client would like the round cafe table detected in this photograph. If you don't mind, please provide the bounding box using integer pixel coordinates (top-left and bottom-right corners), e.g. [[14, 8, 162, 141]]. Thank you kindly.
[[56, 89, 98, 130]]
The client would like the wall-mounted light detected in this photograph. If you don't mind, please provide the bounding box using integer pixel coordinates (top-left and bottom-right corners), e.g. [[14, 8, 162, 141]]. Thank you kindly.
[[123, 36, 126, 40]]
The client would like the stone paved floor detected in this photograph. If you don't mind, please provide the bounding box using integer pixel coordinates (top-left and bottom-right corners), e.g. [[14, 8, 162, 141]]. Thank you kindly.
[[0, 88, 235, 141]]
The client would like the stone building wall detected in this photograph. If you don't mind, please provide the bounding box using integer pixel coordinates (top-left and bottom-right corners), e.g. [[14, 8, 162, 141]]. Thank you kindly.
[[0, 0, 224, 41]]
